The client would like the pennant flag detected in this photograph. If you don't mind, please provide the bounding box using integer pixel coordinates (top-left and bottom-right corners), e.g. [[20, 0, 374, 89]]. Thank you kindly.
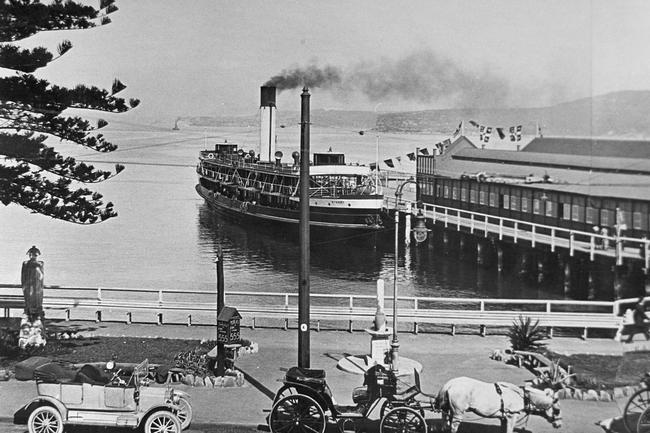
[[369, 162, 377, 170], [435, 142, 443, 155], [384, 159, 394, 168], [509, 126, 516, 141], [453, 121, 463, 138], [419, 148, 429, 155], [479, 125, 486, 141], [396, 156, 401, 162], [443, 138, 452, 146], [516, 125, 522, 141], [407, 152, 416, 161], [496, 127, 505, 140], [469, 120, 479, 128], [483, 127, 492, 143]]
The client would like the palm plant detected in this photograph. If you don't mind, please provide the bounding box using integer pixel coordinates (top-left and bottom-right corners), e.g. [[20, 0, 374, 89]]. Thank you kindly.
[[507, 315, 548, 352]]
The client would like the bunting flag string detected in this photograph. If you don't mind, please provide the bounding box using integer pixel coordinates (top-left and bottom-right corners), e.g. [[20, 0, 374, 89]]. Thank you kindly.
[[407, 152, 415, 161], [469, 120, 479, 127], [483, 126, 492, 143], [384, 159, 395, 168], [509, 125, 522, 141], [496, 127, 505, 140]]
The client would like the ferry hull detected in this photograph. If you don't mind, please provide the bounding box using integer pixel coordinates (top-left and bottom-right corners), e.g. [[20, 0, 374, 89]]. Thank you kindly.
[[196, 184, 386, 231]]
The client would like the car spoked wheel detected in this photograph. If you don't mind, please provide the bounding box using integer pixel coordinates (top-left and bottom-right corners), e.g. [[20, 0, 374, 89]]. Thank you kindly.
[[144, 410, 181, 433], [176, 397, 193, 430], [28, 406, 63, 433]]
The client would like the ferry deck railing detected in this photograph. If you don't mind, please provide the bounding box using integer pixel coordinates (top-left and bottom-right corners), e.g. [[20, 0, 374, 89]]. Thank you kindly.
[[384, 197, 650, 264], [0, 284, 632, 338]]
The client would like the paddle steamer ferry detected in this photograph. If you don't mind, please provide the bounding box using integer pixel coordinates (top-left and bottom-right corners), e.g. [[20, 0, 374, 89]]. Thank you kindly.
[[195, 86, 386, 231]]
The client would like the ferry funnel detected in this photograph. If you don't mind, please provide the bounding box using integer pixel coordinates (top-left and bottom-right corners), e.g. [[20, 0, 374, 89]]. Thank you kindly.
[[260, 86, 277, 162]]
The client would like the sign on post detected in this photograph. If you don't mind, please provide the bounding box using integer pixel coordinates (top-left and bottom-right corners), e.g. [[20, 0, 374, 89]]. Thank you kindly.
[[217, 306, 241, 344]]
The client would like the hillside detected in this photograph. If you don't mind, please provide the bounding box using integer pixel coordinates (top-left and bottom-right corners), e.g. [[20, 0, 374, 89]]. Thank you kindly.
[[181, 90, 650, 138]]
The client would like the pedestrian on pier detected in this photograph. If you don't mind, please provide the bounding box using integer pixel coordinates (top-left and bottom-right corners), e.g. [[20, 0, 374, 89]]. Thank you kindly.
[[625, 296, 650, 343]]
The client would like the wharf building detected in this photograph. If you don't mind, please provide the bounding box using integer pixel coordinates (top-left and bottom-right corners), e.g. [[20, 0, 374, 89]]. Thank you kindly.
[[415, 136, 650, 300]]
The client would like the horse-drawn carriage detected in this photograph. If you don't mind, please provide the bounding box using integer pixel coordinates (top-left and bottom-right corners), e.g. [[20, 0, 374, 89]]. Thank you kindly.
[[267, 365, 563, 433], [624, 372, 650, 433]]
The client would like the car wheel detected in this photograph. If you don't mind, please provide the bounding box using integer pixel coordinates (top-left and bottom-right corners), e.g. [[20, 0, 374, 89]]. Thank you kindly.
[[144, 410, 181, 433], [28, 405, 63, 433], [176, 397, 193, 430]]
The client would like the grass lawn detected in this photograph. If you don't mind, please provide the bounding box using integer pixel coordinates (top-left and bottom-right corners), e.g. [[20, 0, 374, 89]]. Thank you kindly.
[[0, 334, 203, 369], [548, 350, 650, 389]]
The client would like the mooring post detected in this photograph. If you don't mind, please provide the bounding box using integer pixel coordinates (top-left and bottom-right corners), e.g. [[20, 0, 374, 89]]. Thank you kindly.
[[563, 259, 571, 298], [537, 255, 545, 284], [497, 244, 504, 273], [443, 231, 449, 255], [613, 265, 625, 300], [587, 265, 596, 300]]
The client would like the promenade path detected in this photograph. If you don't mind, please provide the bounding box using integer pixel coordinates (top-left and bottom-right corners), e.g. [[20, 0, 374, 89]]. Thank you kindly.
[[0, 321, 638, 432]]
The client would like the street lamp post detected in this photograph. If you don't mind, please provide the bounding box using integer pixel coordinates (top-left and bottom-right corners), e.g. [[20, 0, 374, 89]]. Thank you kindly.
[[390, 178, 429, 373]]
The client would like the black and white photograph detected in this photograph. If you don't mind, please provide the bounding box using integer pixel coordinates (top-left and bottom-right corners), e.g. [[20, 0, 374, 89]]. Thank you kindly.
[[1, 1, 650, 432]]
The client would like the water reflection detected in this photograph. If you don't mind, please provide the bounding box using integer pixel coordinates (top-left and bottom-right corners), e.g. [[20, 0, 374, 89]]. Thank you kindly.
[[197, 203, 561, 299]]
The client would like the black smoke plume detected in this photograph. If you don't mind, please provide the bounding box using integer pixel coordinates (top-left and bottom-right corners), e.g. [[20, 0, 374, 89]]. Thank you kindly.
[[264, 50, 510, 108], [264, 65, 342, 91]]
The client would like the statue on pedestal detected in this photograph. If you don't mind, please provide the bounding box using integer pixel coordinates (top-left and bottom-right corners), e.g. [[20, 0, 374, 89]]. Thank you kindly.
[[19, 246, 46, 349]]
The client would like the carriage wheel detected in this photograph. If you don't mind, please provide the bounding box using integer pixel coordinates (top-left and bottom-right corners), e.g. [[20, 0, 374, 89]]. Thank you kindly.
[[380, 407, 427, 433], [638, 407, 650, 433], [274, 385, 301, 403], [624, 388, 650, 433], [269, 394, 326, 433]]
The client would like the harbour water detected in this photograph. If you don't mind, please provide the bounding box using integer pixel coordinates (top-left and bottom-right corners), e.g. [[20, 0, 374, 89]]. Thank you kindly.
[[0, 120, 561, 300]]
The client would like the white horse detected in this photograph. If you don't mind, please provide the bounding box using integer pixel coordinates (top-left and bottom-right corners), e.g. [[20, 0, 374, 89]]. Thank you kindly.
[[435, 377, 562, 433]]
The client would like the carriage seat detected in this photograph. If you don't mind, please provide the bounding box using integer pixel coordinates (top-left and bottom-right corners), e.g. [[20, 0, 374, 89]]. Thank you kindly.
[[285, 366, 326, 385]]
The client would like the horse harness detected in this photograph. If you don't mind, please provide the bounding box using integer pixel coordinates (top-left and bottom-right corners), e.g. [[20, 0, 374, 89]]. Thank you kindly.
[[493, 383, 532, 419]]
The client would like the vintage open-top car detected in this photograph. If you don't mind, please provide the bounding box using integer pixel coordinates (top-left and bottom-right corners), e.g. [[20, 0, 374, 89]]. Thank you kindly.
[[14, 359, 192, 433]]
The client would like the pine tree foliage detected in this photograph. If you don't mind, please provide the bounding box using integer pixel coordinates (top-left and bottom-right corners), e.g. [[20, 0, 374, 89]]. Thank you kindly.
[[0, 0, 137, 224]]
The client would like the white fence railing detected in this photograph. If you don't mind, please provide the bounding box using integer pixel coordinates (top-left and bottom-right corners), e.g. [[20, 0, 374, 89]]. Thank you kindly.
[[1, 284, 638, 337], [384, 198, 650, 264]]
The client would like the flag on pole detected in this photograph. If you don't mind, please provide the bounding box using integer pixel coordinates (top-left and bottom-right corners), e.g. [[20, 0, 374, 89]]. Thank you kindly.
[[537, 124, 543, 138], [496, 127, 505, 140], [384, 159, 394, 168], [453, 121, 463, 138], [469, 120, 479, 128], [369, 162, 378, 170], [419, 148, 429, 155], [407, 152, 416, 161]]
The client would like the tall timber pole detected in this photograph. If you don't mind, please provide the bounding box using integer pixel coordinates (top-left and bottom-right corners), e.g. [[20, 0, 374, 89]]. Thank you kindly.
[[298, 86, 311, 368], [214, 247, 226, 376]]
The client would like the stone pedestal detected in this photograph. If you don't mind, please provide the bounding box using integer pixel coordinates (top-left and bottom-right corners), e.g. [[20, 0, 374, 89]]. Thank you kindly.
[[366, 327, 392, 364]]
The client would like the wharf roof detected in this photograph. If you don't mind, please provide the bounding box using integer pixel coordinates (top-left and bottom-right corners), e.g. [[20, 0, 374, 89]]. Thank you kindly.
[[523, 137, 650, 159], [428, 136, 650, 201], [453, 148, 650, 175]]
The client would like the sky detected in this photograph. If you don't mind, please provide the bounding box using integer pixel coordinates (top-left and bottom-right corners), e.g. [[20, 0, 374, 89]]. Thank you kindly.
[[11, 0, 650, 121]]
